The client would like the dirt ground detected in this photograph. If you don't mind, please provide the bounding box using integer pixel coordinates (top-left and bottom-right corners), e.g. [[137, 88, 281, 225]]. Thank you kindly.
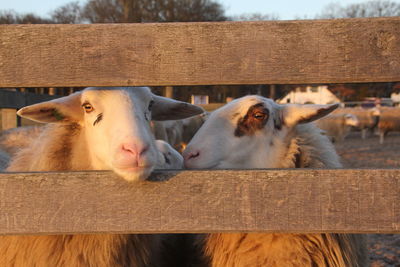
[[334, 132, 400, 267]]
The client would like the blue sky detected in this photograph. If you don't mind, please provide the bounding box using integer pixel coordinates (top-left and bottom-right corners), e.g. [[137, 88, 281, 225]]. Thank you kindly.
[[0, 0, 398, 20]]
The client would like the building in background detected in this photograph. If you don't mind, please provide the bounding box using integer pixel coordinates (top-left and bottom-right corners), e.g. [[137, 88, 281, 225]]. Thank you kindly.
[[277, 85, 340, 105], [191, 95, 209, 105]]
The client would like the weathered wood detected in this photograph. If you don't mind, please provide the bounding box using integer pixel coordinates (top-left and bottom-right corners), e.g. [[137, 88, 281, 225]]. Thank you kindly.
[[0, 18, 399, 87], [0, 90, 60, 109], [0, 169, 398, 235], [164, 86, 174, 98], [1, 109, 16, 130]]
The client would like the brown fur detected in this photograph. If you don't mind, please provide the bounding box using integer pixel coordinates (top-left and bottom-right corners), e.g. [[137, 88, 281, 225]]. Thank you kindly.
[[2, 123, 165, 267], [200, 124, 367, 267], [204, 233, 366, 267], [377, 107, 400, 143], [234, 103, 269, 137]]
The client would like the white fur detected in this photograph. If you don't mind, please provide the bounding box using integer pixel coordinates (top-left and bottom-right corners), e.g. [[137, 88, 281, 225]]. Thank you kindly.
[[183, 95, 367, 267], [1, 87, 203, 267], [184, 95, 340, 169], [155, 140, 183, 169], [10, 87, 203, 181]]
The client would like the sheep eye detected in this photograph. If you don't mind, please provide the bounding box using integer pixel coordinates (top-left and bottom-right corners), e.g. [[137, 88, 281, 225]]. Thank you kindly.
[[253, 112, 266, 120], [148, 100, 154, 111], [82, 103, 94, 113]]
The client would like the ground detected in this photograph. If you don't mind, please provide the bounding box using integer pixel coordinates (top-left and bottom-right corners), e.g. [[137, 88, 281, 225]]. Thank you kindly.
[[335, 132, 400, 267]]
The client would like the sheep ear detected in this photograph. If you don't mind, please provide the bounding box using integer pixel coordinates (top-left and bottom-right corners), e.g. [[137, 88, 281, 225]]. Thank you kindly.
[[17, 92, 83, 123], [151, 95, 205, 120], [282, 103, 339, 127]]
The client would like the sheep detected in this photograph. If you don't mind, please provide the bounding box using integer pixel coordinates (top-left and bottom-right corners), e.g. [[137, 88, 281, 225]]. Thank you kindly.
[[334, 107, 380, 139], [155, 139, 184, 169], [151, 112, 208, 152], [151, 120, 184, 150], [0, 148, 9, 170], [315, 113, 359, 142], [0, 125, 43, 157], [183, 95, 367, 267], [180, 112, 209, 150], [377, 107, 400, 144], [1, 86, 203, 267]]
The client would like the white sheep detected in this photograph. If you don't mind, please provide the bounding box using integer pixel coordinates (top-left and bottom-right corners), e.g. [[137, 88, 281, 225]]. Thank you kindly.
[[1, 86, 203, 267], [0, 125, 43, 157], [151, 112, 208, 152], [334, 107, 380, 139], [183, 95, 367, 267], [315, 113, 359, 142], [377, 107, 400, 144], [155, 139, 183, 169]]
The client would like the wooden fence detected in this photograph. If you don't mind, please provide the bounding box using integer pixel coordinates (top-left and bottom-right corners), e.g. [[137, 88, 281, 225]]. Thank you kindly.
[[0, 18, 399, 235]]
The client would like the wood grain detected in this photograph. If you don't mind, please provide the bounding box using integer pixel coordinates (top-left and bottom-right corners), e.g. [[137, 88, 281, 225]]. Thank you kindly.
[[0, 18, 399, 87], [0, 169, 398, 235], [1, 109, 16, 130]]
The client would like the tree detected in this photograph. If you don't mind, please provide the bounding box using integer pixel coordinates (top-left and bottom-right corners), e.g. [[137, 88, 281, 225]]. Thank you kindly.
[[50, 2, 83, 24], [0, 10, 52, 24], [82, 0, 124, 23], [317, 0, 400, 19], [81, 0, 226, 23], [231, 13, 279, 21]]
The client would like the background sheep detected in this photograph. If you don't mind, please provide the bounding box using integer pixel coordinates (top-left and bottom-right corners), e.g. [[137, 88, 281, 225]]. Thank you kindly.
[[377, 107, 400, 144], [183, 96, 367, 267], [155, 139, 184, 169], [0, 125, 43, 157], [151, 112, 208, 152], [315, 113, 359, 142], [1, 86, 203, 267], [334, 107, 380, 139], [0, 149, 9, 170]]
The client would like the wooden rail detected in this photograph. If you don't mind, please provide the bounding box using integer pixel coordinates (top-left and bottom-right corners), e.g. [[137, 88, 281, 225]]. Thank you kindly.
[[0, 18, 400, 234], [0, 170, 398, 235], [0, 18, 399, 87]]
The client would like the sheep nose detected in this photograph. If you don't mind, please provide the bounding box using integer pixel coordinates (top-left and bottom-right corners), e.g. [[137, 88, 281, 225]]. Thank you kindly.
[[121, 143, 149, 156]]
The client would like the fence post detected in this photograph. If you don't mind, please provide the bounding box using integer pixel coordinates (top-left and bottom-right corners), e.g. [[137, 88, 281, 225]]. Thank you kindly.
[[164, 86, 174, 98], [1, 108, 17, 130]]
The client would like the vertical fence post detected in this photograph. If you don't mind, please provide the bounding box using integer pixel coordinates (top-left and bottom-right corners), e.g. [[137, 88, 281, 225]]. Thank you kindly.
[[1, 108, 17, 130]]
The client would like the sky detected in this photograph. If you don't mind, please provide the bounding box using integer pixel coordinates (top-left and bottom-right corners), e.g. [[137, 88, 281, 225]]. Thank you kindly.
[[0, 0, 399, 20]]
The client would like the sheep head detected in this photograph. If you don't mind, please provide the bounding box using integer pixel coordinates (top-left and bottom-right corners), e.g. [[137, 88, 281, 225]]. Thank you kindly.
[[183, 95, 338, 169], [17, 87, 203, 181]]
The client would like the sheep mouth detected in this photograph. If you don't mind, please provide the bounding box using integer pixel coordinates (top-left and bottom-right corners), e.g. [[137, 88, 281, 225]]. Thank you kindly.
[[113, 165, 155, 182], [184, 160, 220, 170]]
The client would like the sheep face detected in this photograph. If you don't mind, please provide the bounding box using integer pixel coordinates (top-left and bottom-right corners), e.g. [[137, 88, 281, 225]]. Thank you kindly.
[[17, 87, 203, 181], [183, 95, 338, 169], [344, 114, 359, 127], [155, 140, 183, 169]]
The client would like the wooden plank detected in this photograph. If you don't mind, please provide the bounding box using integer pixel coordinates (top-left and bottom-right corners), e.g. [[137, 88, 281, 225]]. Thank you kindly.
[[0, 90, 60, 109], [0, 109, 16, 130], [0, 169, 398, 235], [0, 18, 399, 87]]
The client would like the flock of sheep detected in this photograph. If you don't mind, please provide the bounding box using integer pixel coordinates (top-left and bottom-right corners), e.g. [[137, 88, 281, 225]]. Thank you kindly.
[[0, 86, 389, 266], [315, 106, 400, 144]]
